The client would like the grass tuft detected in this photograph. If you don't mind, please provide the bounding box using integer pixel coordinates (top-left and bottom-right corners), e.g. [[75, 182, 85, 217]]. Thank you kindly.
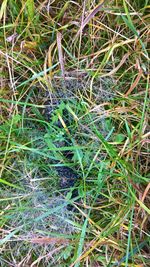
[[0, 0, 149, 266]]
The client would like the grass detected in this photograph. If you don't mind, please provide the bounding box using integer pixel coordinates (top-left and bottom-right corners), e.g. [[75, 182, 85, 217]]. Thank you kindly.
[[0, 0, 150, 266]]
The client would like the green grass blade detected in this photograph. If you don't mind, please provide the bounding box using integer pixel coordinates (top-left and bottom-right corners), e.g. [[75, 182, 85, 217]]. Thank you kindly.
[[74, 217, 88, 267], [26, 0, 35, 21]]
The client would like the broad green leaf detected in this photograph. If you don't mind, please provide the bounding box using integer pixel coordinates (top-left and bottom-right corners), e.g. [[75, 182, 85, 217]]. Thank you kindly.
[[26, 0, 35, 20]]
